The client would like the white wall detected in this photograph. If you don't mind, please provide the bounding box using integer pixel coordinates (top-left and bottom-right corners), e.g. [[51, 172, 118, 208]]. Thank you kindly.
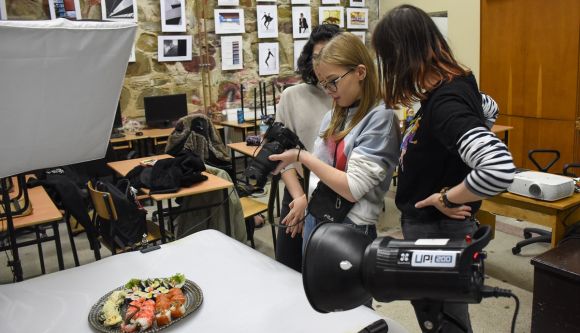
[[378, 0, 480, 82]]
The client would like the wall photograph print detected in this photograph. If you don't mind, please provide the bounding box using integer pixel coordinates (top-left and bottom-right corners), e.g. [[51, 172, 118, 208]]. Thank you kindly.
[[49, 0, 81, 20], [160, 0, 186, 32], [350, 31, 366, 45], [293, 39, 307, 71], [221, 35, 243, 70], [350, 0, 365, 7], [257, 5, 278, 39], [319, 6, 344, 28], [0, 0, 7, 20], [321, 0, 340, 4], [218, 0, 239, 5], [259, 42, 279, 76], [346, 8, 368, 30], [158, 35, 192, 62], [292, 6, 311, 39], [291, 0, 310, 4], [102, 0, 138, 21], [215, 9, 245, 34]]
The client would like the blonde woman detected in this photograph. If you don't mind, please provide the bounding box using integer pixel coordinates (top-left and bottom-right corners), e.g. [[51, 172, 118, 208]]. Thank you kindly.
[[270, 32, 400, 246]]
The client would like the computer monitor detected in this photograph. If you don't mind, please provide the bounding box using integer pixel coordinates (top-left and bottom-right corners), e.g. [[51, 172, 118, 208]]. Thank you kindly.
[[144, 93, 188, 128], [110, 102, 125, 138], [113, 102, 123, 129]]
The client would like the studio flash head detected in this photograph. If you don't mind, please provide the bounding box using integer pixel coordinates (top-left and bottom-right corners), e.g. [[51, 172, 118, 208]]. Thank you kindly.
[[303, 223, 493, 313]]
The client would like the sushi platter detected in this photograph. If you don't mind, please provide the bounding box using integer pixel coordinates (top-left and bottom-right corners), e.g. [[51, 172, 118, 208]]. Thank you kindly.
[[88, 274, 203, 333]]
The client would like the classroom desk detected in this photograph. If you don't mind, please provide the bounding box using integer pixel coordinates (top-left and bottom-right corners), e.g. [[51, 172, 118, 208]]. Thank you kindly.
[[227, 141, 262, 186], [491, 124, 514, 145], [479, 191, 580, 247], [0, 180, 64, 281], [0, 230, 407, 333], [107, 155, 234, 243], [111, 126, 225, 155], [110, 128, 174, 156], [219, 120, 259, 141]]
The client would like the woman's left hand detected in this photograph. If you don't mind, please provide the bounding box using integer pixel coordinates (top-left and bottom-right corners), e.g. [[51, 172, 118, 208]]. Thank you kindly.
[[415, 193, 472, 219], [269, 149, 299, 174]]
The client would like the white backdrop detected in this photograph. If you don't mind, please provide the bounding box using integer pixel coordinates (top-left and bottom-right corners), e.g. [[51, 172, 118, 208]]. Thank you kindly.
[[0, 19, 136, 178]]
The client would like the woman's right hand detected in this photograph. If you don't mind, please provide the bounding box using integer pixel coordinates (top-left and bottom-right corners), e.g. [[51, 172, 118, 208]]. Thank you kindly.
[[269, 149, 300, 174], [282, 194, 307, 238]]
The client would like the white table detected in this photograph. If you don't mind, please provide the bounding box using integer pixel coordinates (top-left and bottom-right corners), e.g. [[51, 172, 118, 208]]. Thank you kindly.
[[0, 230, 407, 333]]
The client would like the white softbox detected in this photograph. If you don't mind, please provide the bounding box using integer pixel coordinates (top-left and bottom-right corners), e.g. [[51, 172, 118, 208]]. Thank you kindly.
[[0, 19, 136, 178]]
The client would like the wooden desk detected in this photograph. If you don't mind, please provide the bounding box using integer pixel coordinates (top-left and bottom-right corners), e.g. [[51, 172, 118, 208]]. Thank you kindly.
[[110, 128, 174, 155], [491, 124, 514, 145], [0, 181, 64, 281], [107, 155, 234, 242], [531, 239, 580, 332], [480, 191, 580, 247], [220, 120, 259, 141]]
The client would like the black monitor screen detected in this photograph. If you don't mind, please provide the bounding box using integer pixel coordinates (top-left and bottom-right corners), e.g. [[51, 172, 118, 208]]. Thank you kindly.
[[113, 102, 123, 129], [144, 93, 188, 128]]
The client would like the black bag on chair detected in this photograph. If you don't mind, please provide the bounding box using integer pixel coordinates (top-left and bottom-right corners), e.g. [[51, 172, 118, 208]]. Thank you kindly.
[[95, 179, 147, 248], [308, 182, 354, 224]]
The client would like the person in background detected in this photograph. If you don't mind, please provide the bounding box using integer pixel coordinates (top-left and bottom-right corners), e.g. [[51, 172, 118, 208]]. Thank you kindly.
[[273, 24, 341, 272], [270, 32, 400, 251], [372, 5, 515, 332]]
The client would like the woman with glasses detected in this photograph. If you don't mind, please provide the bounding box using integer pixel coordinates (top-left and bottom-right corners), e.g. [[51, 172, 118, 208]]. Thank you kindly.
[[270, 32, 401, 248], [372, 5, 515, 332], [273, 24, 341, 272]]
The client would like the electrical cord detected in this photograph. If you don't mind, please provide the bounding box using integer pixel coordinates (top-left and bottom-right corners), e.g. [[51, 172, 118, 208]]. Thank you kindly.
[[481, 286, 520, 333]]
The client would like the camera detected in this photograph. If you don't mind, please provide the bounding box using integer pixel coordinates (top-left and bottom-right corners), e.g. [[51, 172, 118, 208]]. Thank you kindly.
[[244, 121, 304, 188]]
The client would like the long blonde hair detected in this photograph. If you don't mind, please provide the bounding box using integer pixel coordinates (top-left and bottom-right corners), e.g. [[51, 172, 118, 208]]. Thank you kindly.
[[314, 32, 379, 141]]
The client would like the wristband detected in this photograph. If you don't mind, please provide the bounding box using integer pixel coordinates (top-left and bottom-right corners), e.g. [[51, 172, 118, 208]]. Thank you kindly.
[[439, 187, 462, 208]]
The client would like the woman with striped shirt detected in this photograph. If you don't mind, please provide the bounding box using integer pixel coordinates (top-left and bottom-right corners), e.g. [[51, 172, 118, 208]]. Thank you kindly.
[[373, 5, 515, 333]]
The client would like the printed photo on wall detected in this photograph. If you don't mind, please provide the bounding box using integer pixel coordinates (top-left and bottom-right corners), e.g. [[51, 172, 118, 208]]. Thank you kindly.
[[292, 6, 311, 39], [215, 9, 245, 34], [0, 0, 7, 20], [102, 0, 137, 22], [160, 0, 186, 32], [293, 39, 307, 71], [259, 42, 279, 76], [350, 0, 365, 7], [158, 35, 192, 62], [291, 0, 310, 4], [257, 5, 278, 39], [350, 31, 366, 45], [257, 0, 277, 2], [218, 0, 239, 5], [319, 6, 344, 28], [129, 44, 136, 62], [346, 8, 368, 30], [221, 35, 244, 70], [321, 0, 340, 4], [49, 0, 81, 20]]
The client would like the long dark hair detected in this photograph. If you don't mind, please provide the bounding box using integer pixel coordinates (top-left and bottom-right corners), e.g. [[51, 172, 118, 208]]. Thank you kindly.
[[372, 5, 469, 108], [297, 24, 341, 85]]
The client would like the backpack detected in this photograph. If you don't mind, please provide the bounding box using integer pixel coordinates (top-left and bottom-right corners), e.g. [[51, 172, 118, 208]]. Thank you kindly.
[[94, 179, 147, 249]]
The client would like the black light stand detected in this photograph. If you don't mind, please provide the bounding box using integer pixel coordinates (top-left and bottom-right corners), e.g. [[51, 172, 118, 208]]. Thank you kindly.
[[272, 82, 277, 116], [254, 86, 259, 135], [1, 177, 24, 282]]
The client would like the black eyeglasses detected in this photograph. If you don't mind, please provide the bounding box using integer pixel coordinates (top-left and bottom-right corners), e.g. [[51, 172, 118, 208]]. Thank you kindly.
[[319, 68, 354, 93]]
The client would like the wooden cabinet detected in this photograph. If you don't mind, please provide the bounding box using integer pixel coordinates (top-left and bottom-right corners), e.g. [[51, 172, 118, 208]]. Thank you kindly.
[[480, 0, 580, 171]]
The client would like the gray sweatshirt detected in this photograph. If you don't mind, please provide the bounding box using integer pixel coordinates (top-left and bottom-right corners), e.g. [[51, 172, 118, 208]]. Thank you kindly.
[[309, 103, 401, 225]]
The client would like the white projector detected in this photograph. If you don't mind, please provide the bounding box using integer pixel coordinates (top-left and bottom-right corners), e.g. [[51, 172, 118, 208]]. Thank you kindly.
[[507, 171, 575, 201]]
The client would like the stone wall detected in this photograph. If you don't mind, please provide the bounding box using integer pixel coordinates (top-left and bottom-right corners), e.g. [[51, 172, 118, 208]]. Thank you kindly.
[[5, 0, 379, 121]]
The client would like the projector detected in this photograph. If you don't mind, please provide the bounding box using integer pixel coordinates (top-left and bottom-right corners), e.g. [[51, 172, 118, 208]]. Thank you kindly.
[[508, 171, 575, 201]]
